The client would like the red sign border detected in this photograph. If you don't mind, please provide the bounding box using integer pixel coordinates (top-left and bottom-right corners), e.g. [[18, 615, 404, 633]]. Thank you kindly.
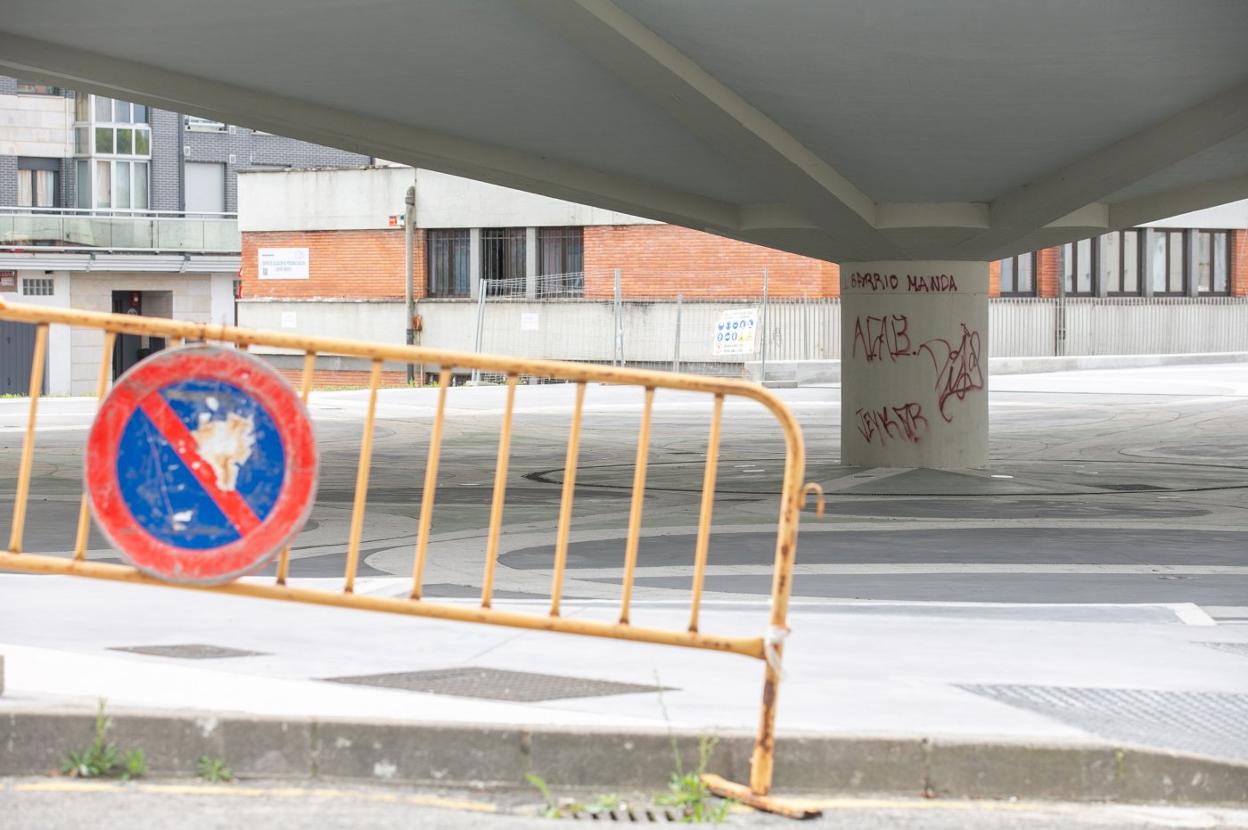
[[86, 346, 317, 585]]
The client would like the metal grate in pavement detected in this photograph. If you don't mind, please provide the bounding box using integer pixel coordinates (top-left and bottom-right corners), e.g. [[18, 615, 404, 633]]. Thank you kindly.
[[958, 684, 1248, 762], [110, 643, 268, 659], [1202, 642, 1248, 658], [324, 667, 671, 702]]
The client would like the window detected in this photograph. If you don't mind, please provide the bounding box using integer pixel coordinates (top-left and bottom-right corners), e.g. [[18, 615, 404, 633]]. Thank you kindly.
[[1195, 230, 1231, 295], [22, 278, 55, 296], [185, 162, 226, 213], [17, 159, 59, 208], [16, 81, 60, 95], [74, 95, 152, 209], [1097, 230, 1141, 295], [1151, 230, 1186, 295], [537, 227, 584, 297], [427, 229, 470, 297], [997, 252, 1035, 296], [480, 227, 526, 296], [1063, 238, 1095, 295]]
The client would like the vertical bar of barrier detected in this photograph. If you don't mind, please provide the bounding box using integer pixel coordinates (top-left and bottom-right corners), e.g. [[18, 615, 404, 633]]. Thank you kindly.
[[73, 331, 117, 560], [343, 358, 382, 593], [411, 368, 452, 599], [688, 393, 724, 632], [749, 426, 806, 797], [276, 350, 317, 585], [481, 373, 518, 608], [619, 386, 654, 624], [549, 381, 586, 617], [8, 323, 48, 553]]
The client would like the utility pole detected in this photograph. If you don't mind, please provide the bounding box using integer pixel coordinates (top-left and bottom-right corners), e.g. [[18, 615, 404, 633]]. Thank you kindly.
[[404, 185, 416, 384]]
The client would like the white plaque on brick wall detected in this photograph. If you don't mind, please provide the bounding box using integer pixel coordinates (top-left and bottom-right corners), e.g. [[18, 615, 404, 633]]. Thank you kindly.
[[520, 312, 540, 332], [258, 248, 310, 279]]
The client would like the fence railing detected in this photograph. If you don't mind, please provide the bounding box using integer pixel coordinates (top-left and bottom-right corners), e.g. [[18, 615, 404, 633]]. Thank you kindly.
[[412, 294, 1248, 378], [0, 297, 823, 817], [0, 208, 240, 252]]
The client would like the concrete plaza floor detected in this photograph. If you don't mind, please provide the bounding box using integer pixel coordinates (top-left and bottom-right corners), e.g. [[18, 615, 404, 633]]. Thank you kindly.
[[1, 363, 1246, 766]]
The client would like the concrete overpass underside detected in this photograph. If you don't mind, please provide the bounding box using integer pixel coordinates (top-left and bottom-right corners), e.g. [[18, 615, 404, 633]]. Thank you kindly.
[[3, 0, 1247, 465]]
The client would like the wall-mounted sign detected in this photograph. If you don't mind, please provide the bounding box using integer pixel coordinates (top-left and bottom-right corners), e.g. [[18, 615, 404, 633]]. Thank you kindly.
[[258, 248, 310, 280], [0, 271, 16, 292], [520, 312, 540, 332], [712, 308, 758, 356]]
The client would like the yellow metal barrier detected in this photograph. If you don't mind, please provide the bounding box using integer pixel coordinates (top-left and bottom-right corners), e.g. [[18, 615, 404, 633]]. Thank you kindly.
[[0, 299, 820, 818]]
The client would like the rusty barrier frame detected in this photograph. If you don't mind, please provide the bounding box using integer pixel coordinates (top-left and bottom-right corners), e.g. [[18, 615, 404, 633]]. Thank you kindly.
[[0, 299, 824, 818]]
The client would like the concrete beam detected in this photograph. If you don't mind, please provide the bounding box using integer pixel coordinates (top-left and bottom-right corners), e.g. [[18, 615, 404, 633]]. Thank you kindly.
[[1109, 174, 1248, 230], [0, 32, 743, 242], [518, 0, 901, 261], [954, 80, 1248, 260]]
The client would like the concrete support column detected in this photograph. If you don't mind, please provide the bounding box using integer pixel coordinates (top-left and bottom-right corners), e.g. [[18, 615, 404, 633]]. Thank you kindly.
[[840, 261, 989, 469]]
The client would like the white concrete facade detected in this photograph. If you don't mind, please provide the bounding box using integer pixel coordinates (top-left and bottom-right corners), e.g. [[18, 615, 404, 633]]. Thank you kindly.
[[0, 91, 73, 157], [5, 271, 233, 395], [840, 261, 989, 468], [238, 166, 656, 233]]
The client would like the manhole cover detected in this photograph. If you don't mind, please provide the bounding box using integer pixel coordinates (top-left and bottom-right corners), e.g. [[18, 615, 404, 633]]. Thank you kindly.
[[324, 667, 671, 702], [110, 644, 267, 659], [959, 684, 1248, 761]]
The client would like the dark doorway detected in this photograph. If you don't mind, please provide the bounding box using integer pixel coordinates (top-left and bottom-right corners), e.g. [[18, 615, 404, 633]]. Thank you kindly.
[[111, 290, 169, 379]]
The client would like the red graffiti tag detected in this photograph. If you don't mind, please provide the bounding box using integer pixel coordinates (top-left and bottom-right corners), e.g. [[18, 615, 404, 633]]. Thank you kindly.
[[852, 314, 912, 362], [855, 402, 928, 445], [918, 324, 983, 422]]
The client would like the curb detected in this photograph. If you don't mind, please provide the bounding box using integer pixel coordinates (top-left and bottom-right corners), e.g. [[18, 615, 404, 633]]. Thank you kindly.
[[2, 709, 1245, 805]]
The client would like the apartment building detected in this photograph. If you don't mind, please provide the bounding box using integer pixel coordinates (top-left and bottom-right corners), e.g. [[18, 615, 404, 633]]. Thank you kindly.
[[0, 75, 369, 394]]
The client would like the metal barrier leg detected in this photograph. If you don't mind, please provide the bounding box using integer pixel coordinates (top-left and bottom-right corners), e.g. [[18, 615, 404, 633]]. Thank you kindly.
[[481, 374, 518, 608], [411, 368, 451, 599], [73, 331, 116, 560], [276, 350, 317, 585], [8, 323, 48, 554], [619, 386, 654, 624], [688, 394, 724, 633], [549, 381, 586, 617], [343, 359, 382, 593]]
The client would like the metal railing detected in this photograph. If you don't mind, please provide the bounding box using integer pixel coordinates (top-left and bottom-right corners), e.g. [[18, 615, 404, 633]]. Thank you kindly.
[[0, 298, 822, 818], [0, 207, 240, 252]]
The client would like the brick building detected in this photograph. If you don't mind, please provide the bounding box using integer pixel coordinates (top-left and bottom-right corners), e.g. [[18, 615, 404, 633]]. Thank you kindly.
[[237, 166, 1248, 384]]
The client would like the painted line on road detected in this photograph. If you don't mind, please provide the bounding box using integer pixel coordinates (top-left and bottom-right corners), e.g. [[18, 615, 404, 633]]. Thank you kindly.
[[561, 563, 1248, 578]]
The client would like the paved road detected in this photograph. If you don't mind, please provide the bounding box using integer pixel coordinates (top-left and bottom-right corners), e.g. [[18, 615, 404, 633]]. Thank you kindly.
[[5, 779, 1247, 830], [3, 363, 1246, 622]]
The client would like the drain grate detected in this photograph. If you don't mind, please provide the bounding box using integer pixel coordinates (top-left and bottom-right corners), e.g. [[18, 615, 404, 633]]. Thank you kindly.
[[1202, 642, 1248, 659], [959, 684, 1248, 761], [324, 667, 671, 702], [110, 643, 268, 659]]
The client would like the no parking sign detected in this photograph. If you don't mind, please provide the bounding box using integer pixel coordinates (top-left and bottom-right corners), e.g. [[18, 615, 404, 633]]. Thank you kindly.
[[86, 346, 317, 584]]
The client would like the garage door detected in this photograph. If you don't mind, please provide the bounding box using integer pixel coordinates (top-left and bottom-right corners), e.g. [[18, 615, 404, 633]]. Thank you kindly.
[[0, 320, 44, 395]]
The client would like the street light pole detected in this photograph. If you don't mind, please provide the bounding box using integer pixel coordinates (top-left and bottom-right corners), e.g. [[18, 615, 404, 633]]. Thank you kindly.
[[404, 184, 416, 384]]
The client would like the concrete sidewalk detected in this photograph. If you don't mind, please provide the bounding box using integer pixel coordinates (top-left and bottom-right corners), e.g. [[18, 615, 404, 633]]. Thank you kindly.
[[1, 574, 1246, 802]]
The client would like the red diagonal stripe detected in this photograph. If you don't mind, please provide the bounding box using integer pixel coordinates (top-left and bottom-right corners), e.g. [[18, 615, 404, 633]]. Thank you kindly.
[[138, 393, 262, 536]]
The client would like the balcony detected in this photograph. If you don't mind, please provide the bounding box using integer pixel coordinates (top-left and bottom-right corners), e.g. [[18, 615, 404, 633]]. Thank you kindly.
[[0, 208, 240, 253]]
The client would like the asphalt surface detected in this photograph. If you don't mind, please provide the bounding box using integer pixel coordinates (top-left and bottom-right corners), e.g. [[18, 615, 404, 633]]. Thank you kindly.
[[3, 363, 1245, 621], [4, 779, 1247, 830]]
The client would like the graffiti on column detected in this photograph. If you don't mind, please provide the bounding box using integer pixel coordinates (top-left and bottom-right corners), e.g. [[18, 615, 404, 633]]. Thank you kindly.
[[917, 324, 983, 422], [855, 402, 928, 445], [846, 273, 983, 444]]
